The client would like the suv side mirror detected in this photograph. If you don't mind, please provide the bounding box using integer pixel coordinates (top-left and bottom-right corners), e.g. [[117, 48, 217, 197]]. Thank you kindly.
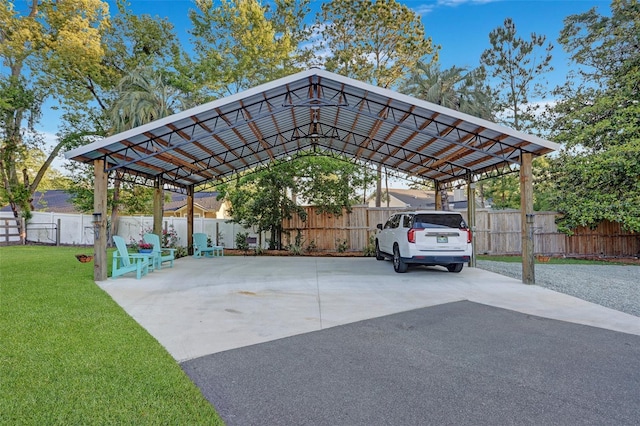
[[376, 223, 383, 230]]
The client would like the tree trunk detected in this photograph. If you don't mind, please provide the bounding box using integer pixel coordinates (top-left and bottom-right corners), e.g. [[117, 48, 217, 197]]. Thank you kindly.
[[439, 182, 450, 211], [384, 167, 389, 207], [269, 227, 277, 250]]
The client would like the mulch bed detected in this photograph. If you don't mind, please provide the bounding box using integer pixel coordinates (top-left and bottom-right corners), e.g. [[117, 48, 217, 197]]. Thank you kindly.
[[223, 249, 367, 257]]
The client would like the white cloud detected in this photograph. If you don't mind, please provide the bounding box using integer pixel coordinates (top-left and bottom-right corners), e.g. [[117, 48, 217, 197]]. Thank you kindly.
[[437, 0, 499, 6], [413, 0, 500, 16], [413, 4, 436, 15]]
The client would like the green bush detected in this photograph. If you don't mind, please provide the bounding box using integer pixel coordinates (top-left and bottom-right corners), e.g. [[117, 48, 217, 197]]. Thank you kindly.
[[363, 234, 376, 257], [235, 231, 249, 252]]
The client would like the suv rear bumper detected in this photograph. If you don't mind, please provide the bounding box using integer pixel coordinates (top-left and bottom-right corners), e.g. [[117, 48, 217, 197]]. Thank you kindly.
[[402, 255, 470, 265]]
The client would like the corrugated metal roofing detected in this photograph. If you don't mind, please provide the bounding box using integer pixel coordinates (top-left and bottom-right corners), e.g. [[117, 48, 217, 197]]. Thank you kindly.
[[65, 68, 559, 191]]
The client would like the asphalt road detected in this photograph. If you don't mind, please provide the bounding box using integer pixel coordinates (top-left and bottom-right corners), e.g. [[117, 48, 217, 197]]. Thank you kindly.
[[181, 301, 640, 425]]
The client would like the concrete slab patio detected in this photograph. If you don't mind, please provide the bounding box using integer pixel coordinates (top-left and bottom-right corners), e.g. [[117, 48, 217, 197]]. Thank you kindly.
[[98, 256, 640, 362]]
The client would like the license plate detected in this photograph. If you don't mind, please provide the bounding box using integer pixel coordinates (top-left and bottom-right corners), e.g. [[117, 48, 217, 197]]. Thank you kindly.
[[437, 235, 448, 243]]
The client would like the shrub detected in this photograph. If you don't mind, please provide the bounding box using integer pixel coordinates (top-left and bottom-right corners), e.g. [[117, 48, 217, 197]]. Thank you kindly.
[[235, 232, 249, 252]]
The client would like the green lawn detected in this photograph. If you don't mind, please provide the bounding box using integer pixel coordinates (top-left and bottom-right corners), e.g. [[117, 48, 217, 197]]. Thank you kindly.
[[0, 245, 223, 425]]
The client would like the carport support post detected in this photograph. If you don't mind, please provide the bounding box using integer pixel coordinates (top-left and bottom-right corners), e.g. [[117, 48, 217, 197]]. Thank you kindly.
[[466, 178, 477, 268], [187, 185, 194, 254], [520, 152, 535, 284], [93, 159, 108, 281], [153, 177, 163, 236]]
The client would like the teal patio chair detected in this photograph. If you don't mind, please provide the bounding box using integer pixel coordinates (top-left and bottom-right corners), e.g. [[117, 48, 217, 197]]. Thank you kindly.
[[193, 233, 223, 258], [143, 233, 176, 270], [112, 235, 151, 279]]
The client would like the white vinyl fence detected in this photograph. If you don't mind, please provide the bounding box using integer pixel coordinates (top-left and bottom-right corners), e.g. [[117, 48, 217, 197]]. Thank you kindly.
[[0, 212, 264, 249]]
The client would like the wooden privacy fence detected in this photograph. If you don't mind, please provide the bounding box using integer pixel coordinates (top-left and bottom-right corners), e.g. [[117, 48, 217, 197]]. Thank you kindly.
[[282, 206, 639, 257]]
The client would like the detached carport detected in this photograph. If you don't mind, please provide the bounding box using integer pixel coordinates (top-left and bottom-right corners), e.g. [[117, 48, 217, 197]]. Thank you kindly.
[[65, 68, 559, 283]]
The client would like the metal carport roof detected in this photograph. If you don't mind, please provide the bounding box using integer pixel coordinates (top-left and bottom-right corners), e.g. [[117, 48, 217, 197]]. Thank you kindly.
[[65, 68, 559, 190]]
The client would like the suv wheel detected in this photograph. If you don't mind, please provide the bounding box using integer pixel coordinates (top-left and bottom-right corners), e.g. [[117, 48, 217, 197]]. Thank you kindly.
[[375, 241, 385, 261], [393, 245, 408, 273], [446, 263, 464, 273]]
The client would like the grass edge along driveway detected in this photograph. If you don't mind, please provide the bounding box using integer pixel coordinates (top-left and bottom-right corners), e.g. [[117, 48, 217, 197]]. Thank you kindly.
[[0, 246, 223, 425]]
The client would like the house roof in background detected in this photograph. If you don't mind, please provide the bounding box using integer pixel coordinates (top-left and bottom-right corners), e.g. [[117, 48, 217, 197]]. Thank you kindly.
[[0, 190, 224, 214], [0, 190, 80, 214], [375, 188, 470, 209], [164, 191, 223, 212], [65, 68, 559, 192], [387, 189, 437, 209]]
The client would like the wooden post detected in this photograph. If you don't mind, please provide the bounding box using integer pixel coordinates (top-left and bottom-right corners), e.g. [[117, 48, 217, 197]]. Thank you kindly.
[[520, 152, 535, 284], [187, 186, 194, 254], [153, 177, 163, 236], [466, 178, 477, 268], [94, 159, 108, 281]]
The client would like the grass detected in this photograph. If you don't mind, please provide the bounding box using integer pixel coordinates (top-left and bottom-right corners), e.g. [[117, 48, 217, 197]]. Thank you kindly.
[[477, 254, 632, 265], [0, 245, 223, 425]]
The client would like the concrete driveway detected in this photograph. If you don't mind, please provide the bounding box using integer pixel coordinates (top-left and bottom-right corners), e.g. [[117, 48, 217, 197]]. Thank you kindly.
[[98, 256, 640, 425], [98, 256, 640, 362]]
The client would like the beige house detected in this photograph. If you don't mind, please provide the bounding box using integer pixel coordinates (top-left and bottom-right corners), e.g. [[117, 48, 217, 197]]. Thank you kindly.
[[368, 188, 469, 210], [163, 192, 230, 219]]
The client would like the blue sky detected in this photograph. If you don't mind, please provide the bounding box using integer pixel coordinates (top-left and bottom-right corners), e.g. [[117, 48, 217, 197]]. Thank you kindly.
[[33, 0, 611, 165], [109, 0, 609, 87]]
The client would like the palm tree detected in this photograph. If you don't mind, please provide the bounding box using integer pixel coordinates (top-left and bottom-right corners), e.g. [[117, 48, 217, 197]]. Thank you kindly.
[[401, 62, 496, 120], [401, 62, 497, 208], [107, 67, 189, 236], [109, 67, 187, 132]]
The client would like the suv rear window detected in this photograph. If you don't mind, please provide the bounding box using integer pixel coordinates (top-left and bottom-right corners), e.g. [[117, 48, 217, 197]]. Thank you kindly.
[[413, 214, 467, 229]]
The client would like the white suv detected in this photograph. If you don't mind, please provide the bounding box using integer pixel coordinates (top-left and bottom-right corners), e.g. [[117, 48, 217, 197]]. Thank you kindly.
[[375, 211, 472, 273]]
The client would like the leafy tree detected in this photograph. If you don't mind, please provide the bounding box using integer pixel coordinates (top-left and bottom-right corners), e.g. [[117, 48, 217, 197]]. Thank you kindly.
[[478, 18, 553, 210], [21, 149, 72, 191], [548, 0, 640, 233], [217, 154, 375, 249], [482, 172, 520, 210], [480, 17, 553, 132], [293, 155, 375, 215], [1, 0, 185, 220], [189, 0, 312, 97], [218, 159, 305, 250], [316, 0, 438, 206], [316, 0, 438, 89], [66, 67, 188, 226], [550, 143, 640, 232], [0, 0, 108, 219], [476, 156, 554, 211], [531, 156, 554, 211]]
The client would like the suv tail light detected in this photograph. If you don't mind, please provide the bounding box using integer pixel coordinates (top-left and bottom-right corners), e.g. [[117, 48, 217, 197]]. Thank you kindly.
[[462, 228, 472, 243], [407, 228, 424, 243]]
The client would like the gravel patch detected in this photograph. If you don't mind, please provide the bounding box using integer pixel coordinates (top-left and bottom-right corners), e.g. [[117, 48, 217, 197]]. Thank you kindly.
[[476, 261, 640, 318]]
